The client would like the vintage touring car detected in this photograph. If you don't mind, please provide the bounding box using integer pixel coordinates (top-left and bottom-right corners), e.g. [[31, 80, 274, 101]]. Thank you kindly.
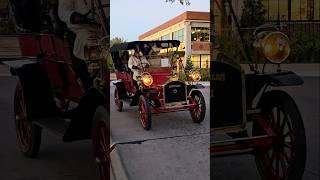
[[110, 40, 206, 130], [0, 0, 110, 179], [211, 1, 307, 180]]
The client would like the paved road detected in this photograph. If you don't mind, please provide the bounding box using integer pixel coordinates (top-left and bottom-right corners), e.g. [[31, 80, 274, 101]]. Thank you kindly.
[[0, 76, 99, 180], [0, 75, 318, 180], [110, 85, 210, 180], [211, 77, 320, 180]]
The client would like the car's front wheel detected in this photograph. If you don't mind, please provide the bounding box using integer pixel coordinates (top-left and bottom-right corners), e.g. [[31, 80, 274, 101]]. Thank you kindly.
[[114, 87, 123, 112], [253, 90, 306, 180], [92, 105, 110, 180], [138, 95, 152, 130], [189, 90, 206, 123], [14, 83, 42, 158]]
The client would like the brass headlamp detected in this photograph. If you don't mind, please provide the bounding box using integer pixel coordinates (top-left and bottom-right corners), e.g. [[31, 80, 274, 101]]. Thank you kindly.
[[189, 70, 201, 82], [253, 25, 290, 64], [139, 72, 153, 87]]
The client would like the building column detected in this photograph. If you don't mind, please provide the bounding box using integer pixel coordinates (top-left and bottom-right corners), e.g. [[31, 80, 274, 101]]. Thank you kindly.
[[184, 21, 192, 66]]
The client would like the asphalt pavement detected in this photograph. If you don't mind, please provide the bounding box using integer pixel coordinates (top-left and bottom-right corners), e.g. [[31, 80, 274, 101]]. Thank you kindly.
[[110, 85, 210, 180], [0, 75, 318, 180], [0, 76, 99, 180]]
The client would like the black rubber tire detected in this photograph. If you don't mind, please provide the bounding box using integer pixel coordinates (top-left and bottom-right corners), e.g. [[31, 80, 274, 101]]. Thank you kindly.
[[14, 83, 42, 158], [189, 90, 206, 123], [253, 90, 306, 180], [114, 87, 123, 112], [92, 105, 110, 180], [138, 95, 152, 130]]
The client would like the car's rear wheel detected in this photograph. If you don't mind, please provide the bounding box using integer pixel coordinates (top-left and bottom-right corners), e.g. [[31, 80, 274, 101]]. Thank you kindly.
[[138, 95, 152, 130], [92, 105, 110, 180], [253, 90, 306, 180], [114, 87, 123, 112], [189, 90, 206, 123], [14, 83, 42, 157]]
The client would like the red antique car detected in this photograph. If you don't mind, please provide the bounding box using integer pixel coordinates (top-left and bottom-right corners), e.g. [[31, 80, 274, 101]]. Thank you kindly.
[[110, 40, 206, 130], [211, 1, 306, 180], [1, 0, 110, 179]]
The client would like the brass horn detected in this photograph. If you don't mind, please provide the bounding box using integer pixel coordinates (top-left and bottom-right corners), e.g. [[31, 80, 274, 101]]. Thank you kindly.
[[253, 24, 290, 64]]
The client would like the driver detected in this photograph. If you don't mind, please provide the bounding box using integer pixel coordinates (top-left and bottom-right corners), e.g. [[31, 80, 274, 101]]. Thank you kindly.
[[58, 0, 99, 89], [128, 50, 150, 80]]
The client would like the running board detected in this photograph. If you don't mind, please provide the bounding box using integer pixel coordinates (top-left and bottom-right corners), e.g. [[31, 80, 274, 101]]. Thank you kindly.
[[211, 149, 254, 158], [211, 126, 244, 134], [210, 134, 274, 154], [33, 118, 70, 137]]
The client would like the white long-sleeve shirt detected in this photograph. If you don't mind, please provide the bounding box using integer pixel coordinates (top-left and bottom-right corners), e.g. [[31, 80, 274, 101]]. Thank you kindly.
[[128, 56, 150, 80], [58, 0, 98, 60]]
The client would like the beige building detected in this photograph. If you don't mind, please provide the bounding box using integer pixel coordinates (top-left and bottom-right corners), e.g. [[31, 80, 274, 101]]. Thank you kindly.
[[262, 0, 320, 21], [139, 11, 210, 69]]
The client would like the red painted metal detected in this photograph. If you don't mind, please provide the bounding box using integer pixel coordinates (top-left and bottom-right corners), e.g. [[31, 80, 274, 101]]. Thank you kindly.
[[95, 121, 110, 180], [146, 67, 172, 85], [14, 86, 32, 152], [152, 97, 196, 114], [139, 99, 148, 128], [211, 113, 275, 153], [17, 34, 83, 101]]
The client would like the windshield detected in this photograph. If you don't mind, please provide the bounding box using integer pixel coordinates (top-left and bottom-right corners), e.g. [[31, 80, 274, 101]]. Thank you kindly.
[[130, 42, 180, 68]]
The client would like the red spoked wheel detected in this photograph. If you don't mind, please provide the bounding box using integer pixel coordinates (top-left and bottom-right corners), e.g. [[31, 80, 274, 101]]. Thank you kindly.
[[114, 87, 123, 112], [138, 95, 151, 130], [189, 90, 206, 123], [14, 83, 42, 157], [253, 90, 306, 180], [92, 106, 110, 180]]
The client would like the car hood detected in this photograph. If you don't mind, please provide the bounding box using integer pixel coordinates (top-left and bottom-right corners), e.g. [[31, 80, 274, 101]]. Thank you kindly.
[[145, 68, 172, 85]]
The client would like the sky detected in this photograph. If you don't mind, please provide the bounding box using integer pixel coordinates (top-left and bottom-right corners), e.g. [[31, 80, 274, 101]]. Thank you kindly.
[[110, 0, 210, 41]]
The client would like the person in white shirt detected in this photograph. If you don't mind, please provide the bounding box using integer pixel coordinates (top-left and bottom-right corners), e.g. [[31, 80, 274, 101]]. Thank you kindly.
[[58, 0, 99, 60], [128, 50, 150, 81], [58, 0, 101, 89]]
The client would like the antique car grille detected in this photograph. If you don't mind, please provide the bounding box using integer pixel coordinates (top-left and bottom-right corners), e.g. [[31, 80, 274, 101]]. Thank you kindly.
[[164, 81, 187, 103]]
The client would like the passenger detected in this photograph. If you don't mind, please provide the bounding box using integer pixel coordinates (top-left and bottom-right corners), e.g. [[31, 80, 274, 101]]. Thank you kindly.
[[128, 50, 150, 81]]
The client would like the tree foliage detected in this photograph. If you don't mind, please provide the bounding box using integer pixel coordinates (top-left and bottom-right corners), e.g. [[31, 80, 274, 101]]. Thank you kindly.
[[165, 0, 190, 5], [240, 0, 265, 27], [111, 37, 126, 47]]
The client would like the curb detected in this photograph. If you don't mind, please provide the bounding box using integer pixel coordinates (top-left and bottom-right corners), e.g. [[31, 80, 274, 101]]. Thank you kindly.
[[110, 138, 129, 180]]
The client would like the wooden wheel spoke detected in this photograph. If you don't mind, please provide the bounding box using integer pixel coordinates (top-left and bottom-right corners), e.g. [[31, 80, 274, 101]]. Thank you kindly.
[[275, 154, 280, 177], [280, 114, 288, 132], [283, 131, 292, 138], [283, 142, 292, 149], [276, 107, 281, 129], [279, 153, 288, 177]]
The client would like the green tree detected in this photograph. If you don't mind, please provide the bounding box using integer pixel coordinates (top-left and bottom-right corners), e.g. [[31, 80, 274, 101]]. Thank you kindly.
[[166, 0, 190, 5], [240, 0, 265, 28], [111, 37, 126, 47], [185, 55, 193, 70]]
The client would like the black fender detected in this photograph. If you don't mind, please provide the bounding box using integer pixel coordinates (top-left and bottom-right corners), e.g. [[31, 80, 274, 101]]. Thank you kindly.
[[187, 84, 205, 95], [246, 71, 304, 108], [63, 88, 107, 142], [13, 62, 59, 119], [112, 80, 127, 99], [267, 71, 304, 87]]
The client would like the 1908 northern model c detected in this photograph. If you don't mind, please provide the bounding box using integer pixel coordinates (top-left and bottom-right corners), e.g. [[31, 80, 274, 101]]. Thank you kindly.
[[111, 40, 206, 130], [211, 1, 307, 180], [0, 0, 110, 179]]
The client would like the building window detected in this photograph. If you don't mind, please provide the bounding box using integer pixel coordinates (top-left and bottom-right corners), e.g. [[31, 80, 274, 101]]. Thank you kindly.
[[161, 34, 170, 40], [172, 28, 184, 42], [191, 27, 210, 42], [191, 54, 210, 69]]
